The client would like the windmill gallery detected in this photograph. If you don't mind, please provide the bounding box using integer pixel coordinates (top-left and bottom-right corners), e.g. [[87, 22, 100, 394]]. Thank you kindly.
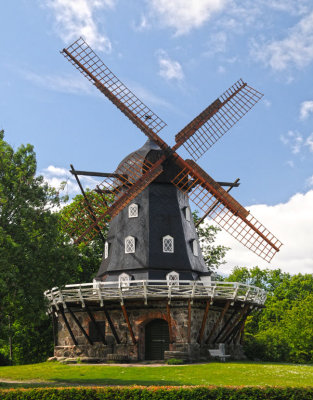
[[44, 38, 282, 363]]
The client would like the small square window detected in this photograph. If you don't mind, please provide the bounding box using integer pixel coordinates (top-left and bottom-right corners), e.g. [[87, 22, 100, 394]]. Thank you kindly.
[[104, 242, 109, 259], [125, 236, 135, 253], [119, 273, 130, 289], [128, 203, 138, 218], [185, 206, 191, 222], [192, 239, 198, 256], [163, 235, 174, 253], [166, 271, 179, 286]]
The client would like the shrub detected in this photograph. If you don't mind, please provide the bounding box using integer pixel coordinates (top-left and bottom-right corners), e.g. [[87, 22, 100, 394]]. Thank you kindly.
[[166, 358, 184, 365], [0, 387, 313, 400]]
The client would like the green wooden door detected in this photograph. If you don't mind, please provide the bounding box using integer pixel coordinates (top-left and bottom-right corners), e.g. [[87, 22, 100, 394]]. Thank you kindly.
[[145, 319, 169, 360]]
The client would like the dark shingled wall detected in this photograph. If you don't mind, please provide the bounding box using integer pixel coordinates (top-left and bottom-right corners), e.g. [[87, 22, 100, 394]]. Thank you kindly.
[[96, 140, 209, 282]]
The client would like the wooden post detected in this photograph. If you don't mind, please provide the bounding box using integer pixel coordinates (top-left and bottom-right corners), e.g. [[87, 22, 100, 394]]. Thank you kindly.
[[167, 303, 174, 344], [51, 310, 58, 346], [85, 305, 106, 345], [121, 304, 136, 345], [197, 299, 211, 344], [187, 300, 192, 344], [221, 304, 249, 343], [213, 309, 237, 344], [59, 307, 78, 346], [67, 307, 93, 345], [205, 300, 231, 344], [102, 307, 121, 344]]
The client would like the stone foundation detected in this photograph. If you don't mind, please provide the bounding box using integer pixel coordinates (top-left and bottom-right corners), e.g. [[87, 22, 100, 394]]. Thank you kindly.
[[54, 299, 247, 362]]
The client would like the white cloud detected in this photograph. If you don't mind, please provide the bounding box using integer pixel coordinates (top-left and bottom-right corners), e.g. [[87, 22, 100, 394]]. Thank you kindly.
[[251, 11, 313, 71], [22, 70, 96, 95], [300, 100, 313, 120], [128, 81, 172, 109], [305, 132, 313, 152], [132, 14, 150, 32], [286, 160, 295, 168], [280, 130, 303, 154], [149, 0, 227, 35], [157, 50, 184, 81], [41, 165, 101, 198], [264, 0, 310, 15], [204, 31, 227, 57], [44, 0, 114, 51], [306, 176, 313, 187], [213, 190, 313, 275]]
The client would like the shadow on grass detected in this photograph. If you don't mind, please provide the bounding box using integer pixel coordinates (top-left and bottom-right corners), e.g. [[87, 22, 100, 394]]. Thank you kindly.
[[0, 378, 182, 389]]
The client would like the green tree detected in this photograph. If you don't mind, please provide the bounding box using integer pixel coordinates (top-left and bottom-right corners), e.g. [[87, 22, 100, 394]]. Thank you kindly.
[[193, 212, 229, 271], [0, 131, 87, 364]]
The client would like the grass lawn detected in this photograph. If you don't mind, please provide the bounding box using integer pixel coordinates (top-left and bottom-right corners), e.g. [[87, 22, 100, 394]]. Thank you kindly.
[[0, 361, 312, 389]]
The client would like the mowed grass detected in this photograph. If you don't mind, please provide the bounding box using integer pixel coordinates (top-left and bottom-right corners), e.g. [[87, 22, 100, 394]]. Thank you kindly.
[[0, 362, 312, 388]]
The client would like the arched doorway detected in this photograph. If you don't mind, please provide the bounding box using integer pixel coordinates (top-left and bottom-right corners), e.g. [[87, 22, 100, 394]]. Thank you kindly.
[[145, 319, 170, 360]]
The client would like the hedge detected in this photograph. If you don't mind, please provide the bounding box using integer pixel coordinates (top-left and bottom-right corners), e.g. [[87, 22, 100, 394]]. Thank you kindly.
[[0, 386, 313, 400]]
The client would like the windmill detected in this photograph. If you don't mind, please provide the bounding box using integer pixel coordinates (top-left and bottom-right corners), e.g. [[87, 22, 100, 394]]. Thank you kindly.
[[61, 37, 282, 264], [45, 38, 282, 363]]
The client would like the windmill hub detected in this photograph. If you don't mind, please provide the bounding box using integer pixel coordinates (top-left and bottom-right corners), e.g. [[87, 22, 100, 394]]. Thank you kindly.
[[45, 37, 281, 364]]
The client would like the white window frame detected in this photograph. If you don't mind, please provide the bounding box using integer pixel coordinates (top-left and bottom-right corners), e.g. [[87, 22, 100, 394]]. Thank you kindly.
[[185, 206, 191, 222], [119, 273, 130, 289], [128, 203, 139, 218], [104, 241, 109, 259], [166, 271, 179, 287], [192, 239, 199, 256], [125, 236, 136, 254], [163, 235, 174, 253]]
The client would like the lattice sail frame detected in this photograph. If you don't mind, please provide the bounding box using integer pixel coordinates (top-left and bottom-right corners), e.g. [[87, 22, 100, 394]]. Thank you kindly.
[[171, 162, 282, 262], [175, 79, 264, 161], [60, 37, 282, 261], [62, 37, 166, 136], [60, 153, 160, 244]]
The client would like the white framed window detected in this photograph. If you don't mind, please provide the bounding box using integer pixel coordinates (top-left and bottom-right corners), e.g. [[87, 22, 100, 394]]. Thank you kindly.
[[192, 239, 198, 256], [166, 271, 179, 286], [125, 236, 135, 254], [185, 206, 191, 222], [163, 235, 174, 253], [104, 241, 109, 259], [128, 203, 138, 218], [119, 273, 130, 289]]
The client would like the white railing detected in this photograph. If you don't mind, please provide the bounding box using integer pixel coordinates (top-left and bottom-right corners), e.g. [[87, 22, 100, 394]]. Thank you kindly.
[[44, 280, 266, 309]]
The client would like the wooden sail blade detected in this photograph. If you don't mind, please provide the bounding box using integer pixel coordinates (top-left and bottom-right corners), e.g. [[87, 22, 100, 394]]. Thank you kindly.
[[171, 160, 282, 262], [61, 156, 164, 244], [174, 79, 263, 161], [61, 37, 168, 148]]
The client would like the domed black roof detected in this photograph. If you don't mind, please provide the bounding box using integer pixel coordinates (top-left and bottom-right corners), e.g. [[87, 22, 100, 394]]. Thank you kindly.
[[115, 140, 180, 184]]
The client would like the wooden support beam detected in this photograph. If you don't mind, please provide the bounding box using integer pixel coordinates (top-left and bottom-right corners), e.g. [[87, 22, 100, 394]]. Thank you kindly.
[[121, 304, 136, 345], [167, 303, 174, 344], [221, 304, 250, 343], [85, 305, 106, 345], [205, 300, 231, 344], [197, 299, 211, 344], [102, 307, 121, 344], [67, 306, 93, 346], [59, 307, 78, 346], [213, 309, 237, 344], [187, 300, 192, 344], [51, 310, 58, 346], [232, 307, 254, 345]]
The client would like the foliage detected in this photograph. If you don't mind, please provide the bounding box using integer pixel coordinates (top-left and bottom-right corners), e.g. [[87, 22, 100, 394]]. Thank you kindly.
[[193, 212, 229, 271], [0, 131, 102, 365], [228, 266, 313, 363], [166, 358, 184, 365], [1, 386, 313, 399]]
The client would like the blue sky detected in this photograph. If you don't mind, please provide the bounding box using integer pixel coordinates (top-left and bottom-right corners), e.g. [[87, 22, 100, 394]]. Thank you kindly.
[[1, 0, 313, 274]]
